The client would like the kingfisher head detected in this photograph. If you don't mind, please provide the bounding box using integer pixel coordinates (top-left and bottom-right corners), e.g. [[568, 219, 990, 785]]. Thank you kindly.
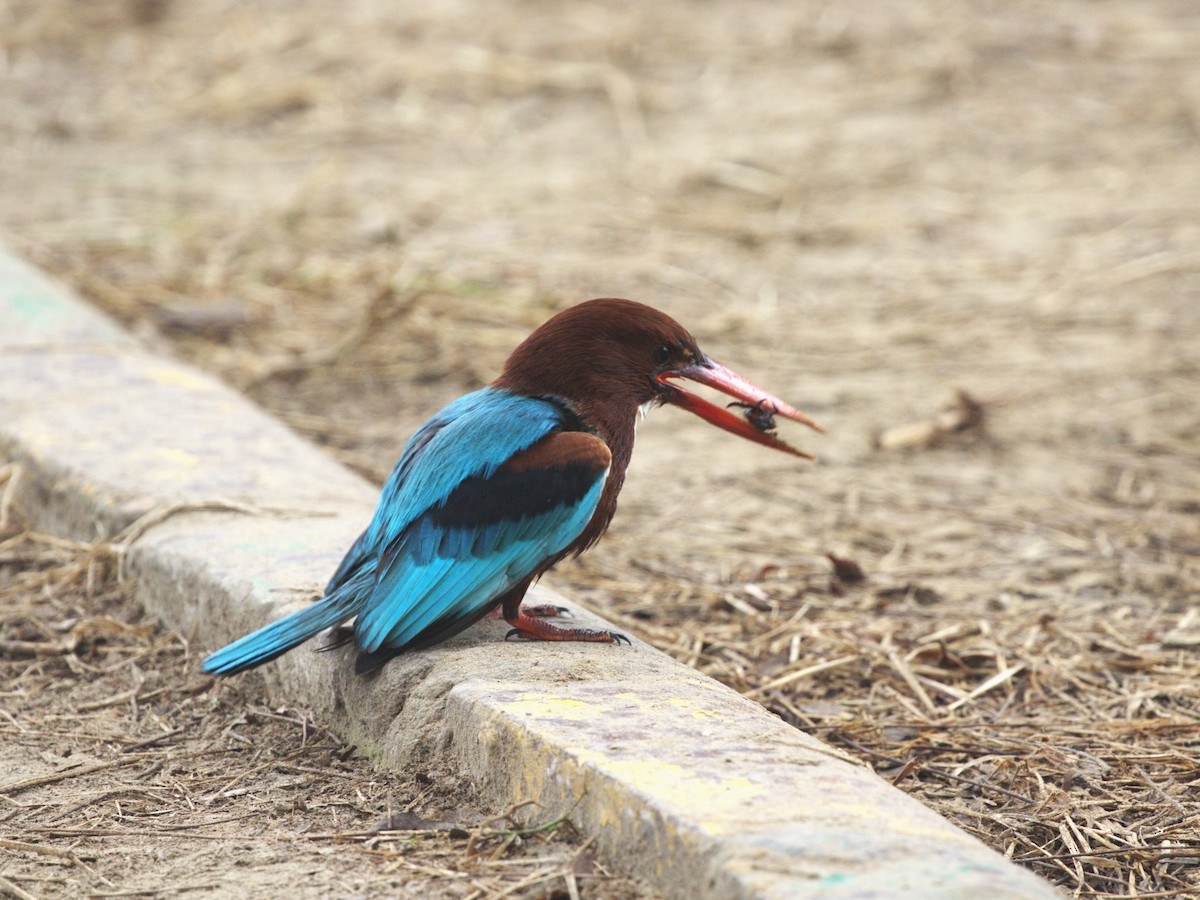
[[495, 298, 822, 458]]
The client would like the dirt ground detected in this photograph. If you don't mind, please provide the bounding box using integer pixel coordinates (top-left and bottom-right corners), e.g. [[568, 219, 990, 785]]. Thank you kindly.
[[2, 0, 1199, 896], [0, 522, 651, 898]]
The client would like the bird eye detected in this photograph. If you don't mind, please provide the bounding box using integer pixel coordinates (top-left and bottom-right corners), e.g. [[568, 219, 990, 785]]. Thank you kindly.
[[652, 344, 672, 365]]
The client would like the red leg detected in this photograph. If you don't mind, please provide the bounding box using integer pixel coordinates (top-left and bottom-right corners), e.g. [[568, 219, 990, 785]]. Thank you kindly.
[[487, 602, 568, 619], [497, 578, 627, 643], [522, 603, 571, 618], [503, 610, 629, 644]]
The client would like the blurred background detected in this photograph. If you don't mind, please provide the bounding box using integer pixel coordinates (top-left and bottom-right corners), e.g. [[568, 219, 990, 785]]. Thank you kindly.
[[2, 0, 1198, 894]]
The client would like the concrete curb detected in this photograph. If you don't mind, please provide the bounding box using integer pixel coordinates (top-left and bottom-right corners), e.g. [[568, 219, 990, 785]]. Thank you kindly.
[[0, 246, 1056, 899]]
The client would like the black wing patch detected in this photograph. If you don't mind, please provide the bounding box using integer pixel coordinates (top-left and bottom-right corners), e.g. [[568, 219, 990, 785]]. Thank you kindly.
[[428, 460, 603, 530]]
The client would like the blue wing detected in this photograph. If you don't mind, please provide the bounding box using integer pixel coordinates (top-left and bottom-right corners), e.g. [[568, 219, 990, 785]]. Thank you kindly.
[[353, 429, 610, 667], [326, 388, 572, 593], [203, 388, 599, 675]]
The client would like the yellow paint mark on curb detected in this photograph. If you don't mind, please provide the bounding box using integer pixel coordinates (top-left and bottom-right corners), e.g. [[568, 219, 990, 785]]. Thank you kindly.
[[562, 746, 764, 833], [502, 695, 594, 720], [606, 759, 761, 828], [824, 798, 978, 843], [155, 447, 201, 467], [665, 695, 730, 720], [145, 364, 214, 393]]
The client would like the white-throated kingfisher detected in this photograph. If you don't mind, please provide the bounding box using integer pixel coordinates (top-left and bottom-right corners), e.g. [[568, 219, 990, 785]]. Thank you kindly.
[[202, 299, 821, 676]]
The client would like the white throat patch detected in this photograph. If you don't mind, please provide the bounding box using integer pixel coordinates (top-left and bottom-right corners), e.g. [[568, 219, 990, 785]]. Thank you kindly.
[[636, 400, 654, 430]]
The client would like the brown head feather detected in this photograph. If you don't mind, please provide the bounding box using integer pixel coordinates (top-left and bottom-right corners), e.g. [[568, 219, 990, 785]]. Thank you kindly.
[[493, 298, 704, 551]]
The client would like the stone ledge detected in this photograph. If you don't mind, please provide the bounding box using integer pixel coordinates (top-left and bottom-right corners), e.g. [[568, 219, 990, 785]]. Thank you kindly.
[[0, 245, 1056, 899]]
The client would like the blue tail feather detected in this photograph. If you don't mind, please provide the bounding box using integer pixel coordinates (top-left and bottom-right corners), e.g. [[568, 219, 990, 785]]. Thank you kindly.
[[201, 583, 365, 676]]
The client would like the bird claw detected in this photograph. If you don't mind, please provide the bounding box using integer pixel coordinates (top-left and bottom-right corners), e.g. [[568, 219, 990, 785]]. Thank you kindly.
[[503, 627, 630, 645], [314, 625, 355, 652]]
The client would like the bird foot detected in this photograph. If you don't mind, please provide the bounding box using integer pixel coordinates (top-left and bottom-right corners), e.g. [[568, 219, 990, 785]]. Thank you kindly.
[[504, 613, 629, 645]]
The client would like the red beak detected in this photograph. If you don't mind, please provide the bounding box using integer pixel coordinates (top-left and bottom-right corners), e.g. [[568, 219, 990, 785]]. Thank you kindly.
[[656, 358, 824, 459]]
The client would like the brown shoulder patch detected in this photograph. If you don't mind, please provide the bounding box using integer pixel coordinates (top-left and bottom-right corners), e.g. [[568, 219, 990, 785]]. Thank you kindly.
[[502, 431, 611, 475]]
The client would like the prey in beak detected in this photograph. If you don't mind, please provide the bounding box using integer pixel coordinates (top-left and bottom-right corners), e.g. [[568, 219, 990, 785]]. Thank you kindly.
[[656, 358, 824, 459]]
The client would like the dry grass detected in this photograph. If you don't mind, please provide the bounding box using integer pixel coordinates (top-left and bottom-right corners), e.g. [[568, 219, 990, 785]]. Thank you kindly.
[[579, 539, 1200, 894], [3, 0, 1200, 896], [0, 511, 653, 898]]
